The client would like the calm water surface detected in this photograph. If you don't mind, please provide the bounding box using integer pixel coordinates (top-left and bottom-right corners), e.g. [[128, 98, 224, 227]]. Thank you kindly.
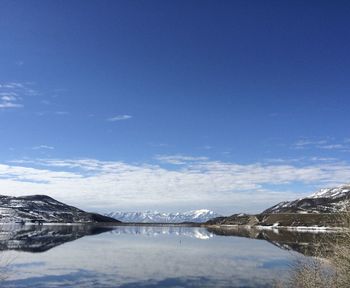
[[0, 225, 307, 287]]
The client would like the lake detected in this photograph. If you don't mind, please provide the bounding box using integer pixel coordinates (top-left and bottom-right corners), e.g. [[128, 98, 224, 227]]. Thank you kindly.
[[0, 224, 321, 287]]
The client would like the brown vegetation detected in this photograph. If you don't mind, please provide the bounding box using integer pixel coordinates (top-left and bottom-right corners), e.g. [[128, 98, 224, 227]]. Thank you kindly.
[[284, 212, 350, 288]]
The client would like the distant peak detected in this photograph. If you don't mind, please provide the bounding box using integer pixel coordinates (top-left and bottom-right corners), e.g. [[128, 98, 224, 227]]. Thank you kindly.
[[106, 209, 221, 223], [190, 209, 211, 213]]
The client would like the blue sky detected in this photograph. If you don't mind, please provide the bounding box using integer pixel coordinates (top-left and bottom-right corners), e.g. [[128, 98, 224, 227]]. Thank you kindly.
[[0, 0, 350, 214]]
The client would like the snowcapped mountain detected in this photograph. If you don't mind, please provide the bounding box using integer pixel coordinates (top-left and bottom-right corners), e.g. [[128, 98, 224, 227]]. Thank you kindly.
[[309, 185, 350, 199], [263, 184, 350, 214], [105, 209, 221, 223], [0, 194, 120, 223]]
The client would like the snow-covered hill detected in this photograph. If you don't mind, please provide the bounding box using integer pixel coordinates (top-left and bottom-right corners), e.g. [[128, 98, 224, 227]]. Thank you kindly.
[[263, 184, 350, 214], [105, 209, 221, 223], [309, 185, 350, 199], [0, 194, 120, 223]]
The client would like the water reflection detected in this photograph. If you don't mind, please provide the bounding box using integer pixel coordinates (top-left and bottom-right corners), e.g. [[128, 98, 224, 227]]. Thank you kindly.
[[207, 226, 341, 257], [0, 224, 333, 287], [0, 224, 114, 252], [109, 226, 214, 240]]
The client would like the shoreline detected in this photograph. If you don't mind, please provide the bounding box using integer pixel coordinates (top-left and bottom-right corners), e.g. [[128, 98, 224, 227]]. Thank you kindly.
[[1, 221, 348, 232], [204, 223, 348, 232]]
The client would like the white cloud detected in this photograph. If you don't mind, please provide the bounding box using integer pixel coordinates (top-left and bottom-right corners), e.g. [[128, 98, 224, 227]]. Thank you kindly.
[[0, 94, 17, 102], [0, 83, 24, 89], [32, 145, 55, 150], [0, 102, 23, 108], [0, 82, 38, 109], [36, 111, 70, 116], [293, 139, 328, 149], [107, 115, 132, 121], [293, 138, 350, 152], [198, 145, 212, 150], [55, 111, 69, 115], [0, 92, 22, 109], [319, 144, 346, 150], [155, 155, 209, 165], [41, 100, 51, 105], [2, 156, 350, 214]]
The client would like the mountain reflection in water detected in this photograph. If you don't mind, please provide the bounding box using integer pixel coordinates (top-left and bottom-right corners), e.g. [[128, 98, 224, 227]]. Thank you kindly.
[[0, 224, 114, 252], [0, 224, 340, 287]]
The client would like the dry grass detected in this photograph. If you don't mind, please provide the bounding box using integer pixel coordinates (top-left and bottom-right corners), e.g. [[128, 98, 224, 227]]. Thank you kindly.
[[287, 256, 336, 288], [282, 211, 350, 288]]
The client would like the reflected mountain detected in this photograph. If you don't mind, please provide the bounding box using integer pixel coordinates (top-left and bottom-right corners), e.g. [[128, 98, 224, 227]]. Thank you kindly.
[[207, 226, 341, 256], [0, 224, 342, 256], [109, 226, 214, 240], [0, 224, 114, 253], [0, 225, 215, 253]]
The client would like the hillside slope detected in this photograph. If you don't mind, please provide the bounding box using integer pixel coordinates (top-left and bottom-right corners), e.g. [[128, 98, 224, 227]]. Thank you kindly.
[[0, 194, 120, 223], [263, 184, 350, 214]]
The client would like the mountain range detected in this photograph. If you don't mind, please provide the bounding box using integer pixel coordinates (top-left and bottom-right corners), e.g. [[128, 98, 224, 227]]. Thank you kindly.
[[0, 183, 349, 226], [105, 209, 221, 223]]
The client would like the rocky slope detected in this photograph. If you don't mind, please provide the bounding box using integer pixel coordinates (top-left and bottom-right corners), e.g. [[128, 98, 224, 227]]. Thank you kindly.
[[106, 209, 221, 223], [0, 194, 120, 223], [205, 213, 259, 226]]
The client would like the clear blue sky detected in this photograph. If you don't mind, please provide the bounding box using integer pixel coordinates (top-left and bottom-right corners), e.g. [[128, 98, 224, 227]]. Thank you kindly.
[[0, 0, 349, 214]]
